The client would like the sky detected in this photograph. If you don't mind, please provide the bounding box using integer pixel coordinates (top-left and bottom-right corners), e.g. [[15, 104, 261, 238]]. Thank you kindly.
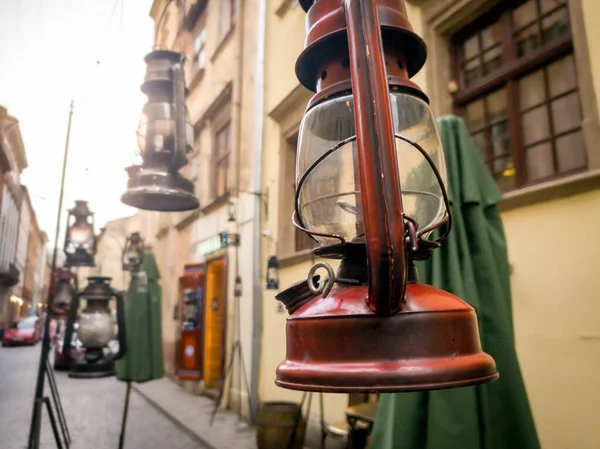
[[0, 0, 154, 247]]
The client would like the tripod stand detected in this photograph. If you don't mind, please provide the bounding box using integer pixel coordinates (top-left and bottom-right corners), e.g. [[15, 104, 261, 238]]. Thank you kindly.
[[27, 101, 74, 449]]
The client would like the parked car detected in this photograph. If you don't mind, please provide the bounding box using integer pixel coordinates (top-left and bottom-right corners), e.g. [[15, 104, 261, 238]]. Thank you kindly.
[[53, 327, 84, 371], [2, 317, 41, 346]]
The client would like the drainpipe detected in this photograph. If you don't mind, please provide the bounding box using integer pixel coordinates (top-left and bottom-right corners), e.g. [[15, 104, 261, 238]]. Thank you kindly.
[[251, 0, 267, 421]]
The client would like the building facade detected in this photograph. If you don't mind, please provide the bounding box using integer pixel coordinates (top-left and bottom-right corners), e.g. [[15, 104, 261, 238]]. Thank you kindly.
[[260, 1, 600, 448], [89, 211, 158, 292], [13, 185, 32, 316], [22, 186, 41, 317], [149, 0, 263, 417], [0, 106, 28, 326], [33, 231, 49, 312]]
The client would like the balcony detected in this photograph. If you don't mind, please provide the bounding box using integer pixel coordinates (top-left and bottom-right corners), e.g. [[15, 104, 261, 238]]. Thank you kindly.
[[0, 260, 20, 287]]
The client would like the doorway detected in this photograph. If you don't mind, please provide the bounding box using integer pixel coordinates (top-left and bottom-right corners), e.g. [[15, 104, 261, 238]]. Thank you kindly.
[[203, 257, 227, 390]]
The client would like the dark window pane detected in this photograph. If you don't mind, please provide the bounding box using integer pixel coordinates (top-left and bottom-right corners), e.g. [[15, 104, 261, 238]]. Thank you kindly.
[[472, 131, 487, 159], [519, 69, 546, 110], [487, 87, 508, 121], [513, 0, 537, 29], [482, 46, 503, 75], [216, 159, 228, 197], [548, 55, 577, 97], [522, 106, 550, 145], [516, 24, 541, 57], [463, 58, 482, 85], [463, 35, 480, 61], [481, 22, 502, 50], [466, 99, 485, 130], [492, 157, 517, 190], [551, 93, 581, 135], [295, 228, 313, 252], [541, 0, 566, 14], [526, 143, 554, 180], [491, 121, 510, 157], [542, 7, 570, 44], [556, 131, 586, 173]]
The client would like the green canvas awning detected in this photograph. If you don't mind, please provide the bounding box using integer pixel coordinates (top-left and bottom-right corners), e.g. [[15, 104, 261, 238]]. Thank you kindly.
[[115, 250, 164, 383], [368, 115, 540, 449]]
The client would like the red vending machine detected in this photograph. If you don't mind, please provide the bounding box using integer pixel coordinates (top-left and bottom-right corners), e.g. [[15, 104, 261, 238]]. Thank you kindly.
[[177, 264, 205, 381]]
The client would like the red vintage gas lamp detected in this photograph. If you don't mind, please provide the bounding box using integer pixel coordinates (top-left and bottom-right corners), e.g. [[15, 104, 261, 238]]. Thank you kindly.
[[275, 0, 498, 392], [50, 268, 78, 317]]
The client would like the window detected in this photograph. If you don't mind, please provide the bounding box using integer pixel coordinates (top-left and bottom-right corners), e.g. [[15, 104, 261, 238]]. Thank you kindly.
[[214, 122, 231, 198], [288, 134, 313, 252], [453, 0, 585, 190], [193, 26, 207, 71], [219, 0, 236, 41]]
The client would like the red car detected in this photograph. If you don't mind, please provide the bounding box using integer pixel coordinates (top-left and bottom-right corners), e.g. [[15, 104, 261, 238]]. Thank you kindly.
[[2, 317, 41, 346]]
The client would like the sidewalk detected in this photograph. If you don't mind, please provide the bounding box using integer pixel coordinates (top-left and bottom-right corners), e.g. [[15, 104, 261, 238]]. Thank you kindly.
[[132, 377, 256, 449]]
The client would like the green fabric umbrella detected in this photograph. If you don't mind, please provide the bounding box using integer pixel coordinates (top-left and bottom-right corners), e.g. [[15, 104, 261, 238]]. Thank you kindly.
[[115, 250, 164, 383], [368, 115, 540, 449]]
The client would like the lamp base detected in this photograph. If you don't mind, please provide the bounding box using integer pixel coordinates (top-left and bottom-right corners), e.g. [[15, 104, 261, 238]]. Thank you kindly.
[[276, 283, 498, 393], [68, 358, 115, 379], [121, 166, 199, 212]]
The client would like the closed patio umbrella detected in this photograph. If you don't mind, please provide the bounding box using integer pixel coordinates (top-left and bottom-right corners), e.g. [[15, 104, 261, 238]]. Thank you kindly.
[[115, 250, 164, 448], [368, 115, 540, 449]]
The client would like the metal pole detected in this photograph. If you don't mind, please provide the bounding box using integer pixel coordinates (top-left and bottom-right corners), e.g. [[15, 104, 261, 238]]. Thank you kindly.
[[118, 382, 132, 449], [27, 100, 74, 449]]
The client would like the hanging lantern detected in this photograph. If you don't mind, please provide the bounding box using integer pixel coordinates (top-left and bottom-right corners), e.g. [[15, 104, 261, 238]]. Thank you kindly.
[[121, 50, 199, 212], [64, 200, 96, 268], [62, 276, 127, 378], [266, 256, 279, 290], [275, 0, 498, 393], [50, 269, 77, 317], [234, 275, 243, 298], [122, 232, 144, 272]]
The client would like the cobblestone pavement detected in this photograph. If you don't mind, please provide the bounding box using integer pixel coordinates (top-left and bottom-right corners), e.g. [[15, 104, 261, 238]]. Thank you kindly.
[[0, 344, 207, 449]]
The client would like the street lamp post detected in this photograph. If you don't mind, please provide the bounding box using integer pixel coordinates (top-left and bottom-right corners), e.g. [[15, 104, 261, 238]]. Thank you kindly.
[[275, 0, 498, 393], [28, 101, 76, 449]]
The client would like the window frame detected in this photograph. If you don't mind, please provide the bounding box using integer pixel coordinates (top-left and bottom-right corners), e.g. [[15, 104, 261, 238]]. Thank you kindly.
[[214, 121, 232, 200], [219, 0, 237, 42], [285, 133, 313, 253], [193, 24, 207, 72], [451, 0, 584, 189]]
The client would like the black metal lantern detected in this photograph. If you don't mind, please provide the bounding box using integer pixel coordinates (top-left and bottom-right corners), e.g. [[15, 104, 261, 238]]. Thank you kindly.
[[122, 232, 144, 272], [62, 276, 126, 378], [64, 200, 96, 268], [50, 269, 77, 317], [121, 50, 199, 212], [266, 256, 279, 290]]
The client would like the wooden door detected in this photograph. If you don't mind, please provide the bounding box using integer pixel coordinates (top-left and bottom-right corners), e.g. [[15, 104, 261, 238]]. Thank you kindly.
[[203, 257, 227, 389]]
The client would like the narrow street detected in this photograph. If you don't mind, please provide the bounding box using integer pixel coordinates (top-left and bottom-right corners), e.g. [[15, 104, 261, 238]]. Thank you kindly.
[[0, 343, 207, 449]]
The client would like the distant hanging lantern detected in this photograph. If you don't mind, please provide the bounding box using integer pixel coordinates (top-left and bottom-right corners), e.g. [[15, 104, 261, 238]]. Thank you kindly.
[[122, 232, 144, 272], [266, 256, 279, 290], [50, 269, 77, 317], [234, 275, 243, 298], [121, 50, 199, 212], [274, 0, 498, 393], [63, 200, 96, 268], [228, 200, 236, 222], [62, 276, 127, 378]]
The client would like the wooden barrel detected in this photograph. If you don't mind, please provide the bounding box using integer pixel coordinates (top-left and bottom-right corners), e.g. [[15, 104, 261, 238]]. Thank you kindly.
[[256, 401, 306, 449]]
